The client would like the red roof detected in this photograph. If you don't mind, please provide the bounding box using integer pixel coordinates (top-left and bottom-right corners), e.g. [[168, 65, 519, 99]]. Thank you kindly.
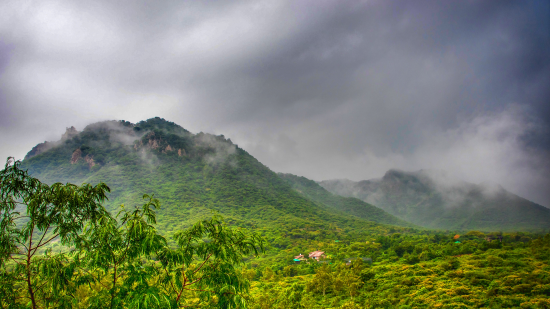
[[309, 251, 325, 258]]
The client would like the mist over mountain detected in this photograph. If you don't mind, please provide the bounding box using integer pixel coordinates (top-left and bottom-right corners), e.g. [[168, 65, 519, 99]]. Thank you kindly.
[[278, 173, 412, 228], [319, 170, 550, 231], [20, 117, 409, 248], [3, 2, 550, 306], [18, 117, 550, 234]]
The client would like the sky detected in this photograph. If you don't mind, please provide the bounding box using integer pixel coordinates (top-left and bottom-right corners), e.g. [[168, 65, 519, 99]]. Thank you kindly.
[[1, 0, 549, 207]]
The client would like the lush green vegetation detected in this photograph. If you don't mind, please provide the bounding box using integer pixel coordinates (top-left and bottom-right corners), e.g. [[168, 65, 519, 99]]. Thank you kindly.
[[247, 231, 550, 308], [11, 117, 550, 308], [1, 158, 264, 308], [21, 118, 407, 249]]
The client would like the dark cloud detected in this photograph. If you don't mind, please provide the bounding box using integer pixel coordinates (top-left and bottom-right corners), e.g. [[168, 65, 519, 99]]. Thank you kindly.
[[0, 0, 549, 206]]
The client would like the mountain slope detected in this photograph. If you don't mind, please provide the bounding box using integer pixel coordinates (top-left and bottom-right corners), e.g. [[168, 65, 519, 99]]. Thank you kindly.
[[20, 118, 407, 248], [319, 169, 550, 231], [278, 173, 413, 227]]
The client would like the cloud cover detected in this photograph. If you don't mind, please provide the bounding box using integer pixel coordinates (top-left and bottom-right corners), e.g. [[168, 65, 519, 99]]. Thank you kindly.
[[1, 0, 549, 206]]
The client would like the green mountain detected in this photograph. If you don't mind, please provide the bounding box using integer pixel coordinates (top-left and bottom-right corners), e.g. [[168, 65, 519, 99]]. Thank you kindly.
[[319, 169, 550, 231], [278, 173, 412, 227], [20, 117, 407, 248]]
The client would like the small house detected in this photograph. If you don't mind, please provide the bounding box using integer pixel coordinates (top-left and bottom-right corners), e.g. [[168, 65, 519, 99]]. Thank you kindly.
[[293, 254, 307, 264], [308, 250, 325, 260]]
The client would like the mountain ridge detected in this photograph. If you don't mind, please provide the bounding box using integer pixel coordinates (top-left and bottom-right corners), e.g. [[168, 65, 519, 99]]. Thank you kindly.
[[278, 173, 413, 228], [20, 117, 410, 248], [20, 117, 549, 233], [319, 169, 550, 231]]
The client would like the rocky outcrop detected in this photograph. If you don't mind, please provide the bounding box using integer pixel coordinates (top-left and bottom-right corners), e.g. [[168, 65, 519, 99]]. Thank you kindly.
[[136, 132, 181, 154], [70, 148, 82, 164], [132, 131, 189, 158], [25, 126, 78, 160], [24, 141, 56, 160], [70, 148, 95, 169], [145, 132, 162, 149], [61, 126, 79, 141], [84, 155, 95, 168]]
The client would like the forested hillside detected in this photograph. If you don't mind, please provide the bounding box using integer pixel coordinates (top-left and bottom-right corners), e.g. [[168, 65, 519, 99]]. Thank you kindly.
[[4, 157, 550, 308], [8, 117, 550, 308], [278, 173, 412, 227], [320, 170, 550, 231], [21, 118, 402, 247]]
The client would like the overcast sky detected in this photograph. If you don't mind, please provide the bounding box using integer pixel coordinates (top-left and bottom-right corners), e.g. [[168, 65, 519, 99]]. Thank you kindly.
[[1, 0, 549, 206]]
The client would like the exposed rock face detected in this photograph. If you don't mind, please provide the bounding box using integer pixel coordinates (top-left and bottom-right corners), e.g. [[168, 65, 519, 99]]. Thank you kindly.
[[148, 138, 160, 149], [70, 148, 82, 164], [25, 126, 78, 160], [131, 128, 191, 158], [24, 141, 56, 160], [144, 132, 161, 149], [70, 148, 95, 168], [136, 132, 181, 155], [84, 155, 95, 168], [61, 126, 79, 141]]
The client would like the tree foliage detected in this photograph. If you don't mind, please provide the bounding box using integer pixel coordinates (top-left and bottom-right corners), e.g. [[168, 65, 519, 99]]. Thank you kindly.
[[0, 157, 109, 308], [248, 230, 550, 308], [0, 158, 265, 308]]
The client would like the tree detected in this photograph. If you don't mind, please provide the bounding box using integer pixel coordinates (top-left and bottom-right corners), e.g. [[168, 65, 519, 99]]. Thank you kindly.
[[156, 215, 265, 308], [0, 157, 110, 308], [307, 264, 333, 296], [73, 195, 168, 309], [1, 157, 266, 308], [334, 260, 363, 299], [465, 231, 485, 239], [274, 283, 305, 309], [73, 197, 266, 309]]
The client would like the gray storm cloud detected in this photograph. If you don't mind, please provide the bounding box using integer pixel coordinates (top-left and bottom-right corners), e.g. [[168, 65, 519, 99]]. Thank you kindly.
[[0, 0, 549, 206]]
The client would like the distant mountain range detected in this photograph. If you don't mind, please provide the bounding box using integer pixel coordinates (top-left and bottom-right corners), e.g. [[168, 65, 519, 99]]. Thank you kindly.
[[319, 169, 550, 231], [18, 117, 549, 234], [278, 173, 412, 228]]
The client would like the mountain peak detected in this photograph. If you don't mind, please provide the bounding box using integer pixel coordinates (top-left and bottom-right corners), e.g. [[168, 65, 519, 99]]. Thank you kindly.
[[19, 118, 403, 242], [61, 126, 79, 141]]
